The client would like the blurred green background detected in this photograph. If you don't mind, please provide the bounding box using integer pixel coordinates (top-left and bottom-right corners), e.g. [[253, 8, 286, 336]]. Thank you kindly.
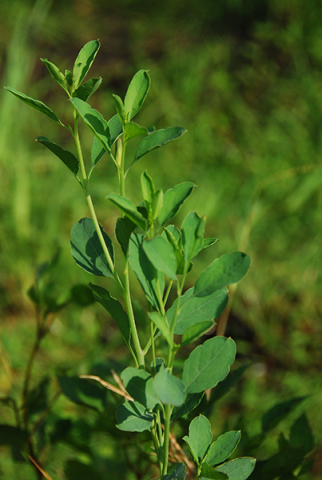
[[0, 0, 321, 478]]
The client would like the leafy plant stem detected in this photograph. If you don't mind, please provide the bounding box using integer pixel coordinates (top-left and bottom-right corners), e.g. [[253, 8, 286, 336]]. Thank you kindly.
[[151, 321, 156, 369], [162, 403, 173, 477], [123, 258, 145, 367]]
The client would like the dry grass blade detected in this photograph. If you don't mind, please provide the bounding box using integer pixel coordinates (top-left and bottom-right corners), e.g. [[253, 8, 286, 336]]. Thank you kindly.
[[80, 374, 134, 401], [28, 456, 54, 480]]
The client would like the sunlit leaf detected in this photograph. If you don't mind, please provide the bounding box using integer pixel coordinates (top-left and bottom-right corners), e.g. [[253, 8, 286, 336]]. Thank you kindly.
[[73, 40, 100, 89], [116, 401, 153, 432]]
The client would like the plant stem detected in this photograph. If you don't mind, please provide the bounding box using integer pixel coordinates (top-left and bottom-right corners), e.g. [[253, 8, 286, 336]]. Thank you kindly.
[[162, 404, 172, 477]]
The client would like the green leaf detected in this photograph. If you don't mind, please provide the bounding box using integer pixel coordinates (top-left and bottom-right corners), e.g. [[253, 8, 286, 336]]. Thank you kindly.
[[115, 216, 136, 255], [182, 211, 206, 263], [200, 463, 228, 479], [57, 375, 107, 412], [108, 114, 123, 146], [215, 458, 256, 480], [167, 287, 228, 335], [73, 39, 100, 89], [108, 193, 147, 231], [148, 311, 172, 346], [74, 77, 102, 101], [206, 431, 241, 466], [182, 337, 236, 393], [171, 392, 204, 421], [181, 321, 214, 347], [0, 425, 28, 447], [132, 127, 186, 166], [89, 136, 105, 177], [36, 136, 79, 175], [113, 94, 127, 124], [154, 368, 186, 406], [143, 236, 177, 280], [70, 217, 114, 277], [128, 233, 164, 310], [121, 367, 159, 409], [158, 182, 195, 226], [89, 284, 130, 348], [65, 69, 73, 85], [124, 121, 148, 139], [210, 364, 249, 403], [183, 415, 212, 463], [151, 190, 163, 220], [41, 58, 68, 92], [124, 69, 150, 119], [261, 396, 308, 434], [71, 97, 111, 153], [141, 171, 155, 204], [116, 401, 153, 432], [162, 463, 186, 480], [195, 252, 251, 297], [202, 238, 219, 250], [5, 87, 64, 126], [289, 414, 314, 452]]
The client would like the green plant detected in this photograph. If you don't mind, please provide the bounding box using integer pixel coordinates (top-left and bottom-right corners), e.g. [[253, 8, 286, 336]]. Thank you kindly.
[[4, 40, 256, 480]]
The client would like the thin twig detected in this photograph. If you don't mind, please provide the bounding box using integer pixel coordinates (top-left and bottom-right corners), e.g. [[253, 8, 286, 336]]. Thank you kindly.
[[28, 455, 54, 480], [79, 375, 134, 401]]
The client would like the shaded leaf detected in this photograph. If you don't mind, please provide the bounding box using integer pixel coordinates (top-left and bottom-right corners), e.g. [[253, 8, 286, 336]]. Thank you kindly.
[[108, 193, 147, 231], [289, 414, 314, 452], [261, 396, 308, 433], [0, 425, 28, 447], [89, 135, 105, 177], [195, 252, 251, 297], [182, 337, 236, 393], [115, 216, 136, 254], [206, 431, 241, 466], [70, 217, 114, 277], [36, 136, 79, 175], [158, 182, 195, 226], [128, 233, 164, 310], [210, 364, 250, 403], [74, 77, 102, 101], [203, 238, 219, 250], [121, 367, 159, 409], [5, 87, 64, 126], [124, 121, 148, 139], [162, 463, 186, 480], [113, 94, 127, 124], [89, 284, 130, 348], [133, 127, 186, 166], [57, 376, 107, 412], [116, 401, 153, 432], [154, 368, 186, 406], [143, 236, 177, 280], [200, 463, 228, 479], [148, 311, 172, 346], [181, 321, 214, 347], [171, 392, 204, 421], [108, 114, 123, 146], [181, 211, 205, 263]]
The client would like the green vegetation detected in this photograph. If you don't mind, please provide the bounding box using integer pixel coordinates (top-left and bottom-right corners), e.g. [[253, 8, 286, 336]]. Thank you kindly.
[[0, 1, 321, 479]]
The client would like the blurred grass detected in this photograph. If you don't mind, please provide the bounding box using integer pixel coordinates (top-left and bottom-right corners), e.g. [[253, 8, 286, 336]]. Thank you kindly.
[[0, 0, 321, 478]]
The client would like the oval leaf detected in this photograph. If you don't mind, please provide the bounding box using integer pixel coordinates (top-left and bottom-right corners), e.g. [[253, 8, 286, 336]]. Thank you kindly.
[[116, 401, 153, 432], [73, 40, 100, 89], [121, 367, 159, 409], [70, 218, 114, 277], [181, 321, 214, 347], [148, 311, 172, 347], [143, 236, 177, 280], [41, 58, 68, 92], [183, 415, 212, 463], [162, 463, 186, 480], [158, 182, 195, 226], [195, 252, 251, 297], [215, 458, 256, 480], [154, 368, 186, 406], [74, 77, 102, 101], [124, 69, 150, 119], [36, 136, 79, 175], [206, 431, 241, 466], [182, 336, 236, 393]]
